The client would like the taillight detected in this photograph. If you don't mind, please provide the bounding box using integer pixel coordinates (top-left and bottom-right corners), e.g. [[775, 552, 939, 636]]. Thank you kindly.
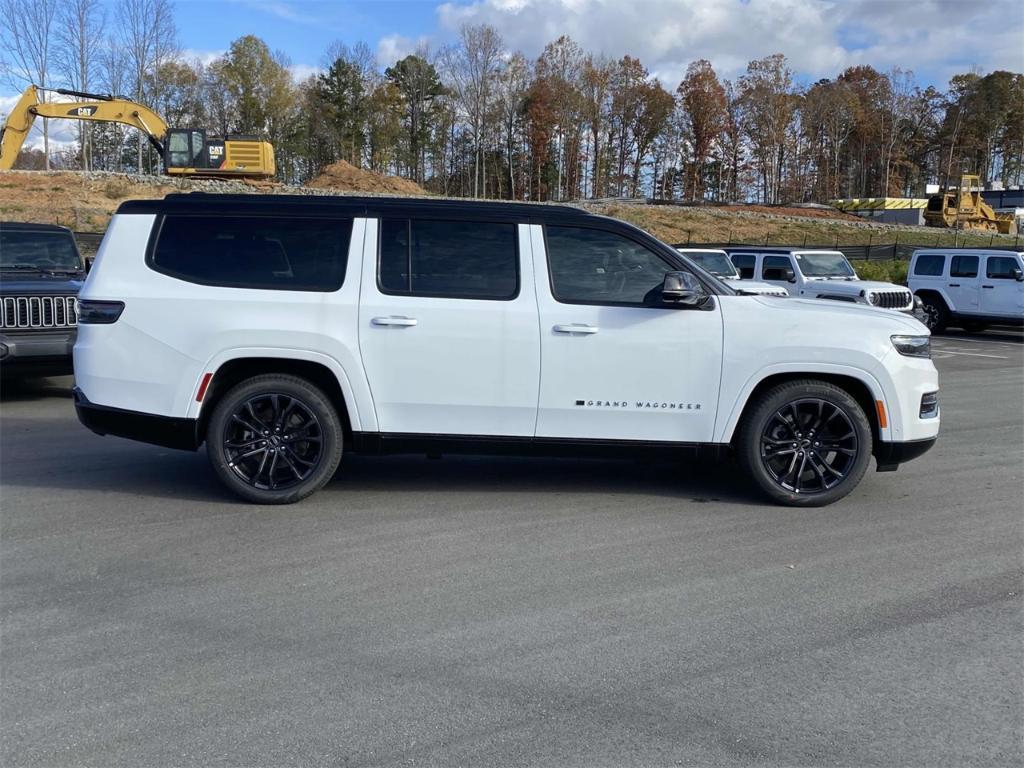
[[77, 300, 125, 324]]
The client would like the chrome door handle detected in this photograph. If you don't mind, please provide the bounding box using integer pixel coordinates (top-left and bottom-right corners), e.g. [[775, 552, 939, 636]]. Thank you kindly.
[[371, 316, 418, 327], [553, 323, 599, 335]]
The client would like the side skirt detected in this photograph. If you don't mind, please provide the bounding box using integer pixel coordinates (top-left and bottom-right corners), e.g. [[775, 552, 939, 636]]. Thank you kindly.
[[350, 432, 730, 461]]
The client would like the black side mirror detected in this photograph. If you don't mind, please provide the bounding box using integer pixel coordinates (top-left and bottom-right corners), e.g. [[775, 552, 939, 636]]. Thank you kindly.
[[661, 271, 707, 307], [84, 256, 94, 273], [1014, 268, 1023, 282], [783, 267, 796, 283]]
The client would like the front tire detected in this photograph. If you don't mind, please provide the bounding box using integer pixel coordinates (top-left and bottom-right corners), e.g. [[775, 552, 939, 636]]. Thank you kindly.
[[737, 380, 873, 507], [206, 374, 343, 504]]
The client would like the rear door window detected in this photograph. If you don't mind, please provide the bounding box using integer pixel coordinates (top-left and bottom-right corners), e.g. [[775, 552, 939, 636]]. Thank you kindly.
[[913, 254, 945, 276], [950, 255, 979, 278], [378, 219, 518, 300], [150, 215, 352, 291], [730, 253, 756, 279]]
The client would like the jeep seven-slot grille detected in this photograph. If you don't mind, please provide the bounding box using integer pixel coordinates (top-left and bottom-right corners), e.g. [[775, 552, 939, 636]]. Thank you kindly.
[[1, 296, 78, 329], [875, 291, 912, 310]]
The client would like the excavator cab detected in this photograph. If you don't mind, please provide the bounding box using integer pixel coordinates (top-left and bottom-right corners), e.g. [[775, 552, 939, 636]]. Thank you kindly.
[[165, 129, 208, 171]]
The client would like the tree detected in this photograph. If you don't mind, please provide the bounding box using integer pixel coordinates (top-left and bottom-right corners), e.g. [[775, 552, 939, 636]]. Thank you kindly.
[[317, 42, 375, 167], [117, 0, 176, 172], [1, 0, 59, 168], [386, 53, 446, 183], [739, 54, 798, 203], [55, 0, 105, 169], [679, 59, 726, 201]]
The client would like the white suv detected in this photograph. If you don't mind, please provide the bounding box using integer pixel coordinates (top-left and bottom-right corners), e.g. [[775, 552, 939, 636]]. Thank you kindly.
[[725, 247, 915, 312], [74, 195, 939, 506], [908, 248, 1024, 333], [675, 248, 788, 296]]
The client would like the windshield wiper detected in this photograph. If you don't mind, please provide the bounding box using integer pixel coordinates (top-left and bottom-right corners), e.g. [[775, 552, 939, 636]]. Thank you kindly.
[[1, 263, 83, 275]]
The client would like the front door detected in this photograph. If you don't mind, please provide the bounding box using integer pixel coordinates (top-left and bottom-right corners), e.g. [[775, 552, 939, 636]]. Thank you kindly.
[[759, 254, 799, 296], [981, 254, 1024, 319], [531, 223, 723, 443], [358, 218, 540, 436]]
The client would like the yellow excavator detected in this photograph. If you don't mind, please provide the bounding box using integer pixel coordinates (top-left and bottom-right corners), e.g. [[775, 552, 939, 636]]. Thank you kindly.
[[924, 174, 1017, 235], [0, 84, 275, 178]]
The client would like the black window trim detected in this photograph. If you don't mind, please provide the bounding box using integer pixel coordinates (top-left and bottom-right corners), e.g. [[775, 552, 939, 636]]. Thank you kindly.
[[145, 213, 353, 293], [761, 254, 796, 280], [542, 221, 708, 309], [375, 217, 522, 302]]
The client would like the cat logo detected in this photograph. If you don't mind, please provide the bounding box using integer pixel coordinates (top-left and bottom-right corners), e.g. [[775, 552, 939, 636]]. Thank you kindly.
[[208, 146, 224, 157], [68, 106, 97, 117]]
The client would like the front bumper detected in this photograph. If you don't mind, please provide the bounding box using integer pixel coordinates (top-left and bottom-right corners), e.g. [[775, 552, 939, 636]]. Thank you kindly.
[[0, 330, 76, 376], [74, 388, 200, 451], [874, 437, 937, 471]]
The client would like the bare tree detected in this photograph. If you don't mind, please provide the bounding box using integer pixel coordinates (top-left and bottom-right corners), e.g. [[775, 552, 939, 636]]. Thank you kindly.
[[117, 0, 177, 172], [441, 24, 503, 198], [56, 0, 106, 170], [1, 0, 60, 168]]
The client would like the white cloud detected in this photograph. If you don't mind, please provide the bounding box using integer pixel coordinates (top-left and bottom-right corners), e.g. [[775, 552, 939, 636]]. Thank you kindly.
[[376, 34, 431, 67], [433, 0, 1024, 85], [179, 48, 225, 67], [288, 63, 323, 83]]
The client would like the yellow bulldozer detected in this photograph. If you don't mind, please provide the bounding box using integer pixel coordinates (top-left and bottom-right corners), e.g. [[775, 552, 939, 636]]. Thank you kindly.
[[0, 85, 275, 179], [924, 174, 1017, 235]]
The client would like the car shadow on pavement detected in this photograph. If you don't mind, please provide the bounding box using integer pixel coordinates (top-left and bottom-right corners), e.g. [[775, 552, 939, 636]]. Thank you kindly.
[[0, 375, 75, 402]]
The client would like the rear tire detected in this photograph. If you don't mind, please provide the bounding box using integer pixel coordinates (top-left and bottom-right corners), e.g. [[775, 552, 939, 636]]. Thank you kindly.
[[206, 374, 343, 504], [917, 293, 949, 334], [737, 380, 873, 507]]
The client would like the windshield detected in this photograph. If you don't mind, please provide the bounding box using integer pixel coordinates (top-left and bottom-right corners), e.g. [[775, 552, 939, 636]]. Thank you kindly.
[[680, 250, 738, 278], [0, 230, 82, 270], [796, 251, 855, 277]]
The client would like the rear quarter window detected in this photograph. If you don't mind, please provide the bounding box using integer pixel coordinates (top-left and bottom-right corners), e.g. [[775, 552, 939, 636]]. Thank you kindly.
[[913, 254, 945, 276], [149, 215, 352, 291]]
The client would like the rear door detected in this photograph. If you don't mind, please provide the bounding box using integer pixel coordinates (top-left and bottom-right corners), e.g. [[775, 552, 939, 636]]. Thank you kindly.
[[531, 223, 722, 443], [358, 217, 540, 436], [980, 253, 1024, 319], [946, 253, 981, 314]]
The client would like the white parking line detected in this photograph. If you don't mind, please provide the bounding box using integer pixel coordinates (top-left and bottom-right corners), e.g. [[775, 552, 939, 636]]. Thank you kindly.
[[933, 349, 1009, 359], [934, 335, 1023, 347]]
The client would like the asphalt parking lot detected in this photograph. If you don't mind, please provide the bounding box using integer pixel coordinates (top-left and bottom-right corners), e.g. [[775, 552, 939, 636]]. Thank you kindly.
[[2, 331, 1022, 768]]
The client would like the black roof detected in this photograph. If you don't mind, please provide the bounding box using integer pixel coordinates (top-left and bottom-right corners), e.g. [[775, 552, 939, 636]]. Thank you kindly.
[[117, 193, 596, 222], [0, 221, 74, 233]]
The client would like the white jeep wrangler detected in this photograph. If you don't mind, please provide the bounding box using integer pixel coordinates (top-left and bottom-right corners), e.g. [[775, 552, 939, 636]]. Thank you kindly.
[[724, 247, 916, 312], [74, 195, 939, 506]]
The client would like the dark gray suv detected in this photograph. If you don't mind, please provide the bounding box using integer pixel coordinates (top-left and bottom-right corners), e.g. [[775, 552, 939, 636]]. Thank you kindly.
[[0, 222, 84, 378]]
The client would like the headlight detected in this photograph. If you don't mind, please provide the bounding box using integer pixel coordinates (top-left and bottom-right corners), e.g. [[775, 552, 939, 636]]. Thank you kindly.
[[868, 292, 880, 306], [891, 334, 930, 358]]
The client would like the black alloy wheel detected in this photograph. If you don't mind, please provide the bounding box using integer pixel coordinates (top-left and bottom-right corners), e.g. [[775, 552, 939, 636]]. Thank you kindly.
[[224, 393, 323, 491], [207, 374, 343, 504], [737, 380, 873, 507], [918, 294, 948, 333], [760, 398, 857, 495]]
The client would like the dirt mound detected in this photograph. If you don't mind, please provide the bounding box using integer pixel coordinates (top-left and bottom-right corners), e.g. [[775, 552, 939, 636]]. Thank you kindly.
[[307, 161, 426, 195]]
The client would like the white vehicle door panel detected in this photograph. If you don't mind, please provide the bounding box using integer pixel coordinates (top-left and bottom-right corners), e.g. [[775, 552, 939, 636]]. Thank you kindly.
[[531, 224, 723, 442], [945, 253, 981, 313], [980, 254, 1024, 318], [357, 219, 540, 436], [758, 254, 799, 296]]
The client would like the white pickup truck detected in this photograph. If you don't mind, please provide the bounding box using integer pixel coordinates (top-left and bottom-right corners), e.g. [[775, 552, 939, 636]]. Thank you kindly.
[[73, 195, 939, 507], [724, 247, 916, 312]]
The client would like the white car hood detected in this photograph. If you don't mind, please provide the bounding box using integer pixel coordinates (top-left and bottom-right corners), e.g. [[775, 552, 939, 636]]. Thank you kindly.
[[753, 295, 928, 333], [804, 278, 908, 296], [721, 276, 787, 295]]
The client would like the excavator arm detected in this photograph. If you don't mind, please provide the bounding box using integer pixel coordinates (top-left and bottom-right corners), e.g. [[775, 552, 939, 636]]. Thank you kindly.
[[0, 85, 169, 170]]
